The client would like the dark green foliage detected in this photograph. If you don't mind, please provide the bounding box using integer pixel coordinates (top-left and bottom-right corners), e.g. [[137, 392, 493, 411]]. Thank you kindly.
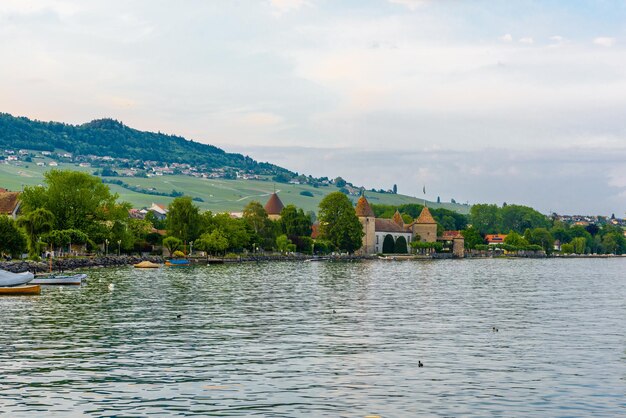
[[0, 216, 27, 257], [382, 234, 395, 253], [461, 227, 483, 249], [299, 190, 314, 197], [0, 113, 290, 176], [394, 236, 408, 253], [167, 196, 201, 243], [280, 205, 312, 237], [334, 177, 347, 187], [318, 192, 364, 253], [102, 179, 186, 198]]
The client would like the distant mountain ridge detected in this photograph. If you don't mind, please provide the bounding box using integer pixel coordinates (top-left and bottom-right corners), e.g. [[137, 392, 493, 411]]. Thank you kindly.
[[0, 113, 291, 175]]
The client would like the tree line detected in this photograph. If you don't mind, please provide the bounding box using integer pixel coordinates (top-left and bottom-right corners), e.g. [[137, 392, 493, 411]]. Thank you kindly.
[[0, 170, 365, 259]]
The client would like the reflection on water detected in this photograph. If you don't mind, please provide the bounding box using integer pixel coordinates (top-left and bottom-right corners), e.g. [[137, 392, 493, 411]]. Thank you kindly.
[[0, 259, 625, 416]]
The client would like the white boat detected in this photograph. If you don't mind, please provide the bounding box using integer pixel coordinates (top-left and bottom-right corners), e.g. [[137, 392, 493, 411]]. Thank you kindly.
[[31, 273, 87, 285], [0, 270, 35, 287]]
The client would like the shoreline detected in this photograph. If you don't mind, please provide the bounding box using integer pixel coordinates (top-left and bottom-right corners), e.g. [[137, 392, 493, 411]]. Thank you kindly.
[[1, 252, 623, 273]]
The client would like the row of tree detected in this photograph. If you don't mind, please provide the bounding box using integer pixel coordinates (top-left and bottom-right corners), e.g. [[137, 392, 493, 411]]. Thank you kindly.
[[0, 170, 366, 259]]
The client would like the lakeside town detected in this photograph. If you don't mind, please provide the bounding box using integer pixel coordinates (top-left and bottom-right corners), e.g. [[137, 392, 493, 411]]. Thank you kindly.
[[0, 168, 624, 269]]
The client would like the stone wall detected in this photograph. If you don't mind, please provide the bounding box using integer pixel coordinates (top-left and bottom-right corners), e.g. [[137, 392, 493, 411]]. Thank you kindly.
[[0, 256, 164, 273]]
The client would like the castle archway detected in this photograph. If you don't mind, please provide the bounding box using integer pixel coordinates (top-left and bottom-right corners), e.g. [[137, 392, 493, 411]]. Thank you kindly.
[[382, 234, 395, 253], [395, 236, 408, 254]]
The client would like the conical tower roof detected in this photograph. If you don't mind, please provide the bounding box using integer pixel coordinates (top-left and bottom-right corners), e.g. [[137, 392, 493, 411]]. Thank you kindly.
[[416, 206, 437, 224], [355, 195, 375, 217], [392, 210, 404, 226], [264, 192, 284, 215]]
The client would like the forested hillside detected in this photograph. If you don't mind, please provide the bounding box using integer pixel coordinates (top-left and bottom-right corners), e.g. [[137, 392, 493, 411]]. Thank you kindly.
[[0, 113, 290, 175]]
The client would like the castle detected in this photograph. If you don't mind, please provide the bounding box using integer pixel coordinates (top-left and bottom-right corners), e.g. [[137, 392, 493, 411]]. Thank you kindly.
[[355, 194, 438, 255], [263, 192, 464, 256]]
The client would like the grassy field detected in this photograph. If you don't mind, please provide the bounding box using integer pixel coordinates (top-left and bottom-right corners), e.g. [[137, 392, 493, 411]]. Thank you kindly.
[[0, 161, 470, 214]]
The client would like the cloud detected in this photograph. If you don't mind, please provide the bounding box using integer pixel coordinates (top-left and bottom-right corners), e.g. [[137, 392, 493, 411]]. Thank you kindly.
[[241, 112, 284, 127], [593, 37, 616, 47], [500, 33, 513, 42], [388, 0, 429, 11], [519, 37, 534, 44], [269, 0, 310, 16]]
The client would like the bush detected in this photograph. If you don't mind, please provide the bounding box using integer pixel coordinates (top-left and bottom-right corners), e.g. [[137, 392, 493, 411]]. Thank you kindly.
[[299, 190, 314, 197], [172, 250, 185, 258]]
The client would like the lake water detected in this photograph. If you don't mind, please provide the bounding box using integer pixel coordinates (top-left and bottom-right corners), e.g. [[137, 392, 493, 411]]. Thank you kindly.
[[0, 258, 624, 417]]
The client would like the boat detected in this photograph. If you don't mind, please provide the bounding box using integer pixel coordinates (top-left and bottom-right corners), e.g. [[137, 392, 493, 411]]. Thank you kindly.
[[165, 259, 190, 266], [31, 273, 87, 285], [0, 285, 41, 295], [0, 269, 34, 287], [134, 260, 161, 269]]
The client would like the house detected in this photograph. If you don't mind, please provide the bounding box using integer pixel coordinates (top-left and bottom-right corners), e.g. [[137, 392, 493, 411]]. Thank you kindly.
[[147, 203, 168, 220], [485, 234, 507, 245], [0, 190, 21, 219]]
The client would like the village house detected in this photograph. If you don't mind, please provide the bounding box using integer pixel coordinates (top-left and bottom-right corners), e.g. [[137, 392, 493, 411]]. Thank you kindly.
[[485, 234, 507, 245], [0, 189, 21, 219]]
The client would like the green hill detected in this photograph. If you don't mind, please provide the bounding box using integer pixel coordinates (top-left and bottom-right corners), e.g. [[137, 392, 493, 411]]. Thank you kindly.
[[0, 113, 470, 214], [0, 161, 468, 214], [0, 113, 286, 175]]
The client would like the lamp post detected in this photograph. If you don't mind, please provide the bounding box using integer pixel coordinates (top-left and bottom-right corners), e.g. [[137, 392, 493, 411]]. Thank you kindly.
[[117, 240, 121, 256], [105, 239, 109, 256]]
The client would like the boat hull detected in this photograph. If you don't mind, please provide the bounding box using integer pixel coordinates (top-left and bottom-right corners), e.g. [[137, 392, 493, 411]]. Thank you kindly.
[[0, 285, 41, 295], [0, 270, 34, 287], [31, 274, 86, 285]]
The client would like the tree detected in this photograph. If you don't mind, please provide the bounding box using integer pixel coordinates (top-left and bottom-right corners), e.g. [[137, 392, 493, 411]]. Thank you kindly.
[[334, 177, 347, 188], [571, 237, 587, 254], [243, 201, 268, 234], [394, 236, 408, 253], [163, 236, 182, 255], [276, 234, 293, 253], [17, 208, 55, 257], [501, 205, 550, 233], [525, 228, 554, 254], [560, 243, 574, 254], [504, 231, 529, 248], [382, 235, 395, 253], [167, 196, 201, 243], [196, 230, 229, 256], [20, 170, 119, 232], [461, 227, 483, 249], [469, 204, 501, 234], [280, 205, 312, 237], [318, 192, 364, 253], [0, 216, 27, 257], [211, 213, 251, 251], [392, 184, 398, 194]]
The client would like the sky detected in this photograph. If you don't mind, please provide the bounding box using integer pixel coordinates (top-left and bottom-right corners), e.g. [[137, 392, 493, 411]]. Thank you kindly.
[[1, 0, 625, 215]]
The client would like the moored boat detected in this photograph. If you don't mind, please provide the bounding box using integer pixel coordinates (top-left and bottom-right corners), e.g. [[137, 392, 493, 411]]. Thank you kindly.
[[31, 273, 87, 285], [0, 269, 34, 287], [134, 261, 161, 269], [165, 259, 190, 266], [0, 285, 41, 295]]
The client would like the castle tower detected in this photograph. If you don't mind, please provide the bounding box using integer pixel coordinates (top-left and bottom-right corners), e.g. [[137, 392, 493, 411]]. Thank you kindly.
[[412, 206, 438, 243], [392, 210, 404, 227], [355, 195, 376, 255], [264, 192, 285, 221]]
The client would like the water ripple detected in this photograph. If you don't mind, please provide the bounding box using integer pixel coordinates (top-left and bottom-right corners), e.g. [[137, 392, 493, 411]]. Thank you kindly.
[[0, 258, 624, 416]]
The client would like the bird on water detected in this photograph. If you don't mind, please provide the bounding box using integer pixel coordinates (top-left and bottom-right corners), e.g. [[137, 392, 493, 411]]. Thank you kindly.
[[418, 361, 423, 367]]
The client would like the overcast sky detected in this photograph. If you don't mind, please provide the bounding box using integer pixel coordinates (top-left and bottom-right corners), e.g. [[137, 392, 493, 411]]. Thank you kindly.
[[1, 0, 625, 215]]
